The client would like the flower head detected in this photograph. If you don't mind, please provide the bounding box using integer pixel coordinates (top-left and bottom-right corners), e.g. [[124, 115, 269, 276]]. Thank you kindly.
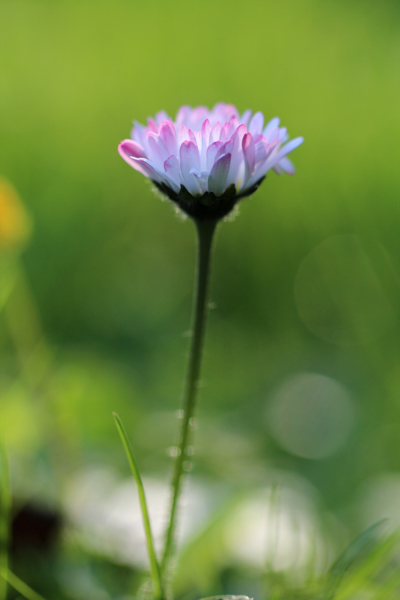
[[119, 103, 303, 220]]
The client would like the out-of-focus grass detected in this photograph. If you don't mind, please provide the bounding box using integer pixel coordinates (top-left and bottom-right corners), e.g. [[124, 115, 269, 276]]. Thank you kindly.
[[2, 0, 400, 597]]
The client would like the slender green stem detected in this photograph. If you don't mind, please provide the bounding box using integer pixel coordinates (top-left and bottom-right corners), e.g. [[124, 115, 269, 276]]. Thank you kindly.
[[113, 413, 164, 600], [161, 218, 218, 574]]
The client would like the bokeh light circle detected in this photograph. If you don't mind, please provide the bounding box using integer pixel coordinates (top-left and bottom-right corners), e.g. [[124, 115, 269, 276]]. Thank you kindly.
[[267, 372, 355, 459]]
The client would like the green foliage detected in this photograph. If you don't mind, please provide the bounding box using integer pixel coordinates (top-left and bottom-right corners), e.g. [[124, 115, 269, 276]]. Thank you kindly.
[[1, 0, 400, 598]]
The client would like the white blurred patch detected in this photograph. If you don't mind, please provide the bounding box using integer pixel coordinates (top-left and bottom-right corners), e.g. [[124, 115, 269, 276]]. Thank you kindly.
[[224, 477, 337, 579], [64, 468, 213, 567], [267, 373, 355, 459]]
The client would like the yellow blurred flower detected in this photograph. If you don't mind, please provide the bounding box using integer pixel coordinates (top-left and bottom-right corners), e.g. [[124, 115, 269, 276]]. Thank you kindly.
[[0, 177, 32, 251]]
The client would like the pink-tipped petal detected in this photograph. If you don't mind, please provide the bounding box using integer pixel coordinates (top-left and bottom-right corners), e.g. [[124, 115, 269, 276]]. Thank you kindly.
[[131, 122, 146, 146], [220, 121, 235, 142], [119, 144, 150, 176], [208, 153, 232, 196], [119, 140, 147, 160], [146, 119, 158, 133], [146, 132, 169, 163], [154, 110, 170, 125], [263, 117, 280, 136], [178, 124, 190, 146], [242, 133, 256, 178], [214, 140, 234, 164], [188, 128, 197, 145], [164, 154, 180, 171], [249, 111, 264, 135], [163, 155, 181, 191], [159, 121, 177, 156], [240, 109, 252, 126], [118, 146, 163, 182], [175, 105, 192, 125], [254, 140, 269, 164], [210, 121, 222, 144], [180, 140, 201, 188], [231, 124, 247, 148], [201, 119, 211, 164]]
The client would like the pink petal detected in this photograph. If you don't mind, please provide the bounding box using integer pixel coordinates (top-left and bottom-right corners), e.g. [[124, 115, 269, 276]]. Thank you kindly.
[[164, 154, 180, 171], [240, 109, 252, 127], [201, 119, 211, 165], [159, 121, 177, 156], [118, 140, 147, 160], [249, 112, 264, 135], [188, 128, 197, 145], [119, 144, 162, 180], [208, 153, 232, 196], [215, 140, 233, 163], [228, 124, 248, 183], [131, 122, 146, 146], [164, 155, 181, 191], [210, 121, 222, 144], [231, 124, 247, 147], [146, 132, 169, 164], [220, 121, 235, 142], [242, 133, 255, 176], [178, 124, 190, 146], [176, 105, 192, 126], [146, 119, 158, 133], [254, 140, 270, 164], [263, 117, 280, 137], [154, 110, 170, 125]]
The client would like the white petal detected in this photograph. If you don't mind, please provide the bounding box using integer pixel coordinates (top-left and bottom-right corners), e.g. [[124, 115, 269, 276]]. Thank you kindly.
[[208, 153, 232, 196], [276, 137, 304, 160], [263, 117, 280, 137], [206, 141, 223, 172], [249, 112, 264, 135], [277, 157, 295, 175], [180, 141, 201, 194], [240, 109, 252, 127]]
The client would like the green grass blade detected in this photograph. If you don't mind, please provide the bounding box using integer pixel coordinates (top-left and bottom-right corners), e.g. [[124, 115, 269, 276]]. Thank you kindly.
[[333, 530, 399, 600], [113, 412, 164, 600], [324, 520, 388, 600], [0, 570, 46, 600]]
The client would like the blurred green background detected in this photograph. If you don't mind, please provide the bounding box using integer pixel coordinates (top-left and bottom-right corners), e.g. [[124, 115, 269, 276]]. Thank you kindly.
[[2, 0, 400, 598]]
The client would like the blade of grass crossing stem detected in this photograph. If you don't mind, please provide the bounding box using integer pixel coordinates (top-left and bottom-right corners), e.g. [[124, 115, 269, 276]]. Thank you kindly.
[[0, 443, 10, 600], [324, 520, 388, 600], [333, 531, 399, 600], [0, 570, 46, 600], [113, 413, 164, 600], [374, 556, 400, 600]]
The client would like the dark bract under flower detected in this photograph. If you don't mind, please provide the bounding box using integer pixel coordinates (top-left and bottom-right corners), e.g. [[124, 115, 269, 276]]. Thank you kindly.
[[119, 103, 303, 220]]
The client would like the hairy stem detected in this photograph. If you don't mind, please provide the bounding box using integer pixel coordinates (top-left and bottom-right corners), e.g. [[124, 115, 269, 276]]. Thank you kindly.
[[161, 218, 217, 575]]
